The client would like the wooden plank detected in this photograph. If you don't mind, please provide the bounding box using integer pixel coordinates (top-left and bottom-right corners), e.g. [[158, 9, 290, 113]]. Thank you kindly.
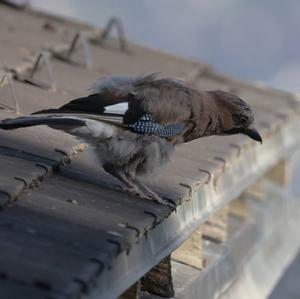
[[172, 226, 203, 270], [265, 160, 290, 186], [244, 179, 265, 200], [203, 206, 228, 243], [229, 196, 249, 219], [141, 255, 174, 298], [245, 160, 290, 201]]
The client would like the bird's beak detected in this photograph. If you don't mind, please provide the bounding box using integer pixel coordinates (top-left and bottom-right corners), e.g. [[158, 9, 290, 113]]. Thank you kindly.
[[243, 127, 262, 143]]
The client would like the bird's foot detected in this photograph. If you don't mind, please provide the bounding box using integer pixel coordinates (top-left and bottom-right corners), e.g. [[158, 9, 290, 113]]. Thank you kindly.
[[114, 184, 142, 197], [114, 184, 125, 192], [140, 191, 176, 209], [115, 183, 175, 209]]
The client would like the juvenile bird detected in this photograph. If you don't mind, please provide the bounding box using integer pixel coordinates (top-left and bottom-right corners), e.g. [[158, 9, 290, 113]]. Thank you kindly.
[[0, 74, 262, 206]]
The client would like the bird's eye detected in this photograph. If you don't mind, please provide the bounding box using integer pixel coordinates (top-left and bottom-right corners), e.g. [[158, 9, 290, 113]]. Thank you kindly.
[[207, 117, 213, 128]]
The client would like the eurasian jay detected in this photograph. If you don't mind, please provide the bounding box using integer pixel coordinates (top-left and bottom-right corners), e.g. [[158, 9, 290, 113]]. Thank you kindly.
[[0, 74, 262, 206]]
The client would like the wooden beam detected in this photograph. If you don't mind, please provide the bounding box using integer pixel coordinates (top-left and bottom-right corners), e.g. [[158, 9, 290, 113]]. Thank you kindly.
[[266, 160, 290, 186], [244, 179, 265, 200], [229, 196, 249, 219], [141, 255, 174, 298], [245, 160, 290, 201], [118, 281, 140, 299], [172, 226, 203, 270], [203, 206, 228, 243]]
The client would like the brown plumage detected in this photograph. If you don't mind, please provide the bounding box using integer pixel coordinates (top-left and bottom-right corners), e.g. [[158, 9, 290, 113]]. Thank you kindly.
[[0, 74, 262, 207]]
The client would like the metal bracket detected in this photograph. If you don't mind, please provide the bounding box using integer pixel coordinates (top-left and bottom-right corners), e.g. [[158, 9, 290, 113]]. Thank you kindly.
[[213, 156, 227, 166], [229, 143, 242, 155], [54, 148, 72, 165], [0, 72, 19, 113], [198, 168, 212, 184], [96, 17, 128, 52], [55, 32, 93, 68], [143, 211, 159, 228], [22, 51, 55, 90]]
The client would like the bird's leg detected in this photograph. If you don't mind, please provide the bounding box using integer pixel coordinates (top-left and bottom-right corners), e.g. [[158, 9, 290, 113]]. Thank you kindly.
[[103, 165, 175, 208], [130, 179, 160, 200], [103, 165, 141, 195], [127, 175, 175, 208]]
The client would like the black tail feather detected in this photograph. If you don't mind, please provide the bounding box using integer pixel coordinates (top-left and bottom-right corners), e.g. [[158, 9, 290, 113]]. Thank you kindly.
[[33, 94, 109, 116], [33, 92, 128, 116], [0, 116, 85, 130]]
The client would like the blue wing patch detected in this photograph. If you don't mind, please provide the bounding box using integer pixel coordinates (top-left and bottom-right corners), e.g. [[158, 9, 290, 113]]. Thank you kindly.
[[128, 114, 184, 137]]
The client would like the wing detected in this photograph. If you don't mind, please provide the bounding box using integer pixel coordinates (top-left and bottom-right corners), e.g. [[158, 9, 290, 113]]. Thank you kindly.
[[0, 114, 120, 141], [32, 74, 195, 139], [35, 74, 157, 117], [35, 74, 192, 123], [128, 77, 192, 125]]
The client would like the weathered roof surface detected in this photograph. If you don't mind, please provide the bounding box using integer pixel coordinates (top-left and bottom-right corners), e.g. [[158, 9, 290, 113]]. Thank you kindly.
[[0, 2, 300, 299]]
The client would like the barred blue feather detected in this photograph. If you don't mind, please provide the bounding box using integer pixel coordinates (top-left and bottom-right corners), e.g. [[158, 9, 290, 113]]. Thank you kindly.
[[129, 114, 184, 137]]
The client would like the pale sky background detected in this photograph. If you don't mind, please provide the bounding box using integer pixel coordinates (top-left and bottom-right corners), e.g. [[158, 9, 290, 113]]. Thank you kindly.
[[29, 0, 300, 93]]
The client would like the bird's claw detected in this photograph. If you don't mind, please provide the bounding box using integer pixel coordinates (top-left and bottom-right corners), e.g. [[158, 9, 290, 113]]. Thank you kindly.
[[141, 192, 176, 209], [114, 184, 123, 191], [114, 183, 176, 210], [114, 184, 141, 197]]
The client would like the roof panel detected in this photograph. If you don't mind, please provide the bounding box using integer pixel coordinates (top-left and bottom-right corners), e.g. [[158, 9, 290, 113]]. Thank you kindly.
[[0, 4, 92, 69], [0, 280, 52, 299]]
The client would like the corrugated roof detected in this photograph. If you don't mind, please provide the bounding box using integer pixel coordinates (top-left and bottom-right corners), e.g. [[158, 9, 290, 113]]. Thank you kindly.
[[0, 2, 300, 299]]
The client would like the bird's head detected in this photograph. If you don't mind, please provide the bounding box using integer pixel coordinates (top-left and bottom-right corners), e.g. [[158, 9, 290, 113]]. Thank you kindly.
[[211, 90, 262, 143]]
